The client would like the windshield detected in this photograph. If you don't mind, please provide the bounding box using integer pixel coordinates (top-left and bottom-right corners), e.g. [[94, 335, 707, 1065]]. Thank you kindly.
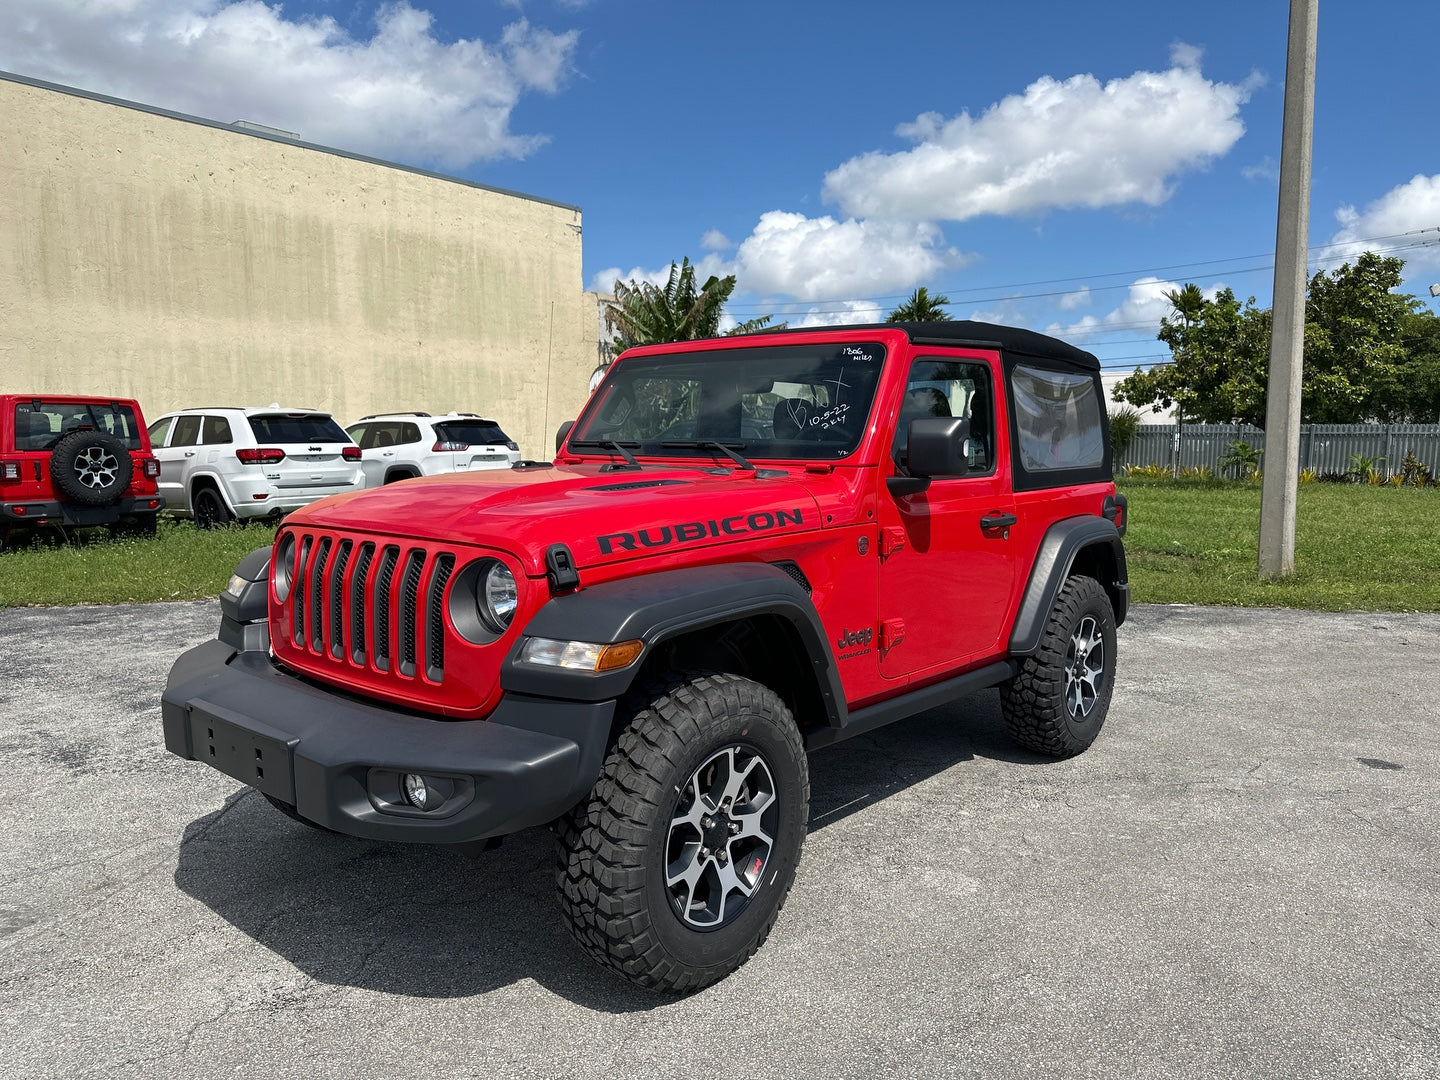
[[571, 342, 886, 460], [432, 420, 511, 445], [246, 414, 350, 444], [13, 401, 143, 451]]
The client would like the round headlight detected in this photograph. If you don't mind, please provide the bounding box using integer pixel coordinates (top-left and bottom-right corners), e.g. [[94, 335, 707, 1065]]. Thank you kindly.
[[479, 561, 517, 633], [273, 533, 296, 602]]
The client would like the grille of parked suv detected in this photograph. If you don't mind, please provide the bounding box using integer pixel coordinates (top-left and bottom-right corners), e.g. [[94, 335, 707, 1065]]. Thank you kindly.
[[283, 528, 457, 685]]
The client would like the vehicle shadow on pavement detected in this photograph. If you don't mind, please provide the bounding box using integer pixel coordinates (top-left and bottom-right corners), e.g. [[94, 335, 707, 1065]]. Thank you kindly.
[[172, 690, 1050, 1011]]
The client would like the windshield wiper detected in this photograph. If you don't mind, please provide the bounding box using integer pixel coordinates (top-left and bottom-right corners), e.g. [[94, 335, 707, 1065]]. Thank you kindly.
[[661, 440, 755, 472], [569, 439, 642, 469]]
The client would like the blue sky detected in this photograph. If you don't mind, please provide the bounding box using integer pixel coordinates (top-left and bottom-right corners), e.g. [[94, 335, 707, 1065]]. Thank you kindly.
[[4, 1, 1439, 373]]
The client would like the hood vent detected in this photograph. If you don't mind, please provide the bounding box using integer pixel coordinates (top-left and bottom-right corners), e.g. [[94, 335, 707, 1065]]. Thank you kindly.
[[588, 479, 689, 493]]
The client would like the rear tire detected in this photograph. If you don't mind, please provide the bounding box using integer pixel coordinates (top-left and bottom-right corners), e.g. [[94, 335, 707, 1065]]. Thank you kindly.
[[1000, 575, 1117, 758], [193, 485, 233, 530], [556, 672, 809, 993]]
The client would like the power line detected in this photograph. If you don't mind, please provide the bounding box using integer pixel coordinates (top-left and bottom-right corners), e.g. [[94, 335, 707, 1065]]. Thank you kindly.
[[719, 227, 1440, 318]]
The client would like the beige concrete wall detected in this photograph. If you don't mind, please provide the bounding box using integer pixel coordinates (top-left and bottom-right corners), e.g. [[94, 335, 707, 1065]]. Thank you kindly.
[[0, 76, 599, 459]]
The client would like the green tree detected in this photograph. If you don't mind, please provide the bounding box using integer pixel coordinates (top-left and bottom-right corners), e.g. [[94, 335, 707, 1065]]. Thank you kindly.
[[1362, 309, 1440, 422], [886, 287, 951, 322], [1116, 253, 1425, 427], [603, 258, 777, 354], [1300, 252, 1415, 422], [1115, 287, 1271, 426]]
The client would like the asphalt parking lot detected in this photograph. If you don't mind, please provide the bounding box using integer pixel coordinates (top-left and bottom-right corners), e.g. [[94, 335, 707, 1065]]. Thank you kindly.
[[1, 600, 1437, 1079]]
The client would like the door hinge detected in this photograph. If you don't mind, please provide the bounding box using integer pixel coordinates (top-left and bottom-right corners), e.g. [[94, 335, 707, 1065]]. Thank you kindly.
[[880, 526, 906, 558], [879, 618, 905, 651]]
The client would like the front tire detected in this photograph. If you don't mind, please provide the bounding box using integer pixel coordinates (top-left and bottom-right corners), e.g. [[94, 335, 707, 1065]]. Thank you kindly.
[[557, 672, 809, 993], [1000, 575, 1117, 757]]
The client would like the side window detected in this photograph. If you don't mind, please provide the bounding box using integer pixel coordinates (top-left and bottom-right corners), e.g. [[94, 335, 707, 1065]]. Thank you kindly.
[[148, 416, 174, 448], [1011, 365, 1105, 474], [346, 425, 368, 449], [171, 415, 202, 447], [201, 415, 233, 444], [893, 358, 996, 475], [401, 423, 421, 445]]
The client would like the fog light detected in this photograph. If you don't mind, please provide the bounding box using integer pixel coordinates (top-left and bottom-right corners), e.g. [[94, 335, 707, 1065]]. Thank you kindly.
[[403, 773, 430, 809]]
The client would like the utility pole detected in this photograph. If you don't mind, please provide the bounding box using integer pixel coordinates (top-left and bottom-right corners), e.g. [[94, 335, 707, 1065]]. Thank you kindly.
[[1258, 0, 1319, 579]]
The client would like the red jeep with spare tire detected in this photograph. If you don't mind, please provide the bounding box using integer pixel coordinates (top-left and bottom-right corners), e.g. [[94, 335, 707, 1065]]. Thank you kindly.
[[163, 321, 1128, 992], [1, 394, 164, 547]]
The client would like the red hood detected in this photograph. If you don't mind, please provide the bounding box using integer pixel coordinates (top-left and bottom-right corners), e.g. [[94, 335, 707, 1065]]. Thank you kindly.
[[292, 463, 826, 576]]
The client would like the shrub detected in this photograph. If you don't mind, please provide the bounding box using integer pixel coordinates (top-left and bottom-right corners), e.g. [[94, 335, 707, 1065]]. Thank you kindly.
[[1400, 451, 1433, 487], [1219, 439, 1262, 479], [1299, 467, 1319, 484], [1108, 406, 1143, 462]]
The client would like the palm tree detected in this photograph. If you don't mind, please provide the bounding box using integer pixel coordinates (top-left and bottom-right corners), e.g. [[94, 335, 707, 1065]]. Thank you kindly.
[[603, 258, 780, 353], [886, 286, 951, 323]]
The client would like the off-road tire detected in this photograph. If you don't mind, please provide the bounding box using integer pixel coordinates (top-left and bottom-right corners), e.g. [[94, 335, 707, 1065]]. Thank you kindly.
[[50, 430, 132, 505], [556, 672, 809, 993], [193, 485, 233, 530], [1000, 575, 1117, 758]]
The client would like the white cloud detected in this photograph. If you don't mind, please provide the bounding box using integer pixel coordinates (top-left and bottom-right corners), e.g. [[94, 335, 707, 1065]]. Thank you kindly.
[[792, 301, 886, 328], [1242, 156, 1279, 182], [1058, 286, 1092, 311], [0, 1, 578, 169], [1049, 277, 1191, 343], [822, 50, 1255, 221], [588, 255, 730, 295], [700, 229, 732, 251], [730, 211, 970, 300], [1328, 174, 1440, 273]]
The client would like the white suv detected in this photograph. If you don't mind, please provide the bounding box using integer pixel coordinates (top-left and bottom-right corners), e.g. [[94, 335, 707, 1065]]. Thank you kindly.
[[148, 406, 363, 527], [344, 412, 521, 487]]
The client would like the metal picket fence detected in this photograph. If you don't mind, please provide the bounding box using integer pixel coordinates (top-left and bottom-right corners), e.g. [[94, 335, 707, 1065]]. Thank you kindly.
[[1118, 423, 1440, 477]]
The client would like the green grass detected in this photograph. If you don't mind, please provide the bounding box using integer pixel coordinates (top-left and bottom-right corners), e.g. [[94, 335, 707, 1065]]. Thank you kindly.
[[0, 518, 279, 608], [1119, 476, 1440, 611], [2, 481, 1438, 611]]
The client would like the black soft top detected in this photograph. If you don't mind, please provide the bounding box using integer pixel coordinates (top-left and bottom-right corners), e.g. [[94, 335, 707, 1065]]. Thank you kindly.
[[742, 320, 1100, 373]]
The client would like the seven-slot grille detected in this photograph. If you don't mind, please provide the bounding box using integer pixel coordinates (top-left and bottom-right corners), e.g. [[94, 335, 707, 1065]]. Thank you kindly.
[[284, 530, 457, 684]]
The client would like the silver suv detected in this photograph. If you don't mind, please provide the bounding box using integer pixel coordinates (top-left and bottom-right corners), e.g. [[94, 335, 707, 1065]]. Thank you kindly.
[[148, 406, 363, 527], [344, 412, 521, 487]]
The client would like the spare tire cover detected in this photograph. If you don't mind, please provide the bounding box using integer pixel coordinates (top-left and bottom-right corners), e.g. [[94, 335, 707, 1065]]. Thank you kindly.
[[50, 430, 134, 505]]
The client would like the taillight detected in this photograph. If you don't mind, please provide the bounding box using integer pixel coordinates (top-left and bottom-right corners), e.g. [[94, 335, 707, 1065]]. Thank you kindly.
[[506, 441, 519, 451], [433, 440, 470, 452], [342, 446, 361, 461], [1, 460, 19, 482], [236, 448, 286, 464], [141, 458, 160, 478]]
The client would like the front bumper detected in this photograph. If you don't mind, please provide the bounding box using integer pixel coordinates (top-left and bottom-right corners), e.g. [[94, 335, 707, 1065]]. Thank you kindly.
[[2, 496, 164, 527], [162, 639, 613, 843]]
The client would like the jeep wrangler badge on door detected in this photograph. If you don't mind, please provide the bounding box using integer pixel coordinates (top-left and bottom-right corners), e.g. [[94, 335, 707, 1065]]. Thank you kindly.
[[163, 321, 1129, 992]]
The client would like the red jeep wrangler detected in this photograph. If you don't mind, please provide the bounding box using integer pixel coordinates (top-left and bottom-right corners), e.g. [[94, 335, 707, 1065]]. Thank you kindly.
[[1, 394, 164, 547], [163, 322, 1128, 991]]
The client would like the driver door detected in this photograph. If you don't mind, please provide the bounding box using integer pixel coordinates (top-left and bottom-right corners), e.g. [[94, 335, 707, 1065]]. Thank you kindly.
[[877, 356, 1017, 681]]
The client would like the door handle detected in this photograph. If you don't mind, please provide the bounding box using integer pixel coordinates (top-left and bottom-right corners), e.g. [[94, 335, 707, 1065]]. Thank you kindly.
[[183, 451, 196, 458], [980, 513, 1017, 530]]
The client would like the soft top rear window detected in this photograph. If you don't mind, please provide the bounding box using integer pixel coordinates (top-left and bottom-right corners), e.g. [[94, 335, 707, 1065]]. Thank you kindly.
[[572, 342, 887, 461], [433, 420, 510, 445], [246, 415, 349, 444], [13, 401, 143, 451]]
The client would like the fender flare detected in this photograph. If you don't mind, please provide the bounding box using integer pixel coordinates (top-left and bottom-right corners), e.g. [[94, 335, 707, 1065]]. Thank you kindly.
[[500, 562, 848, 726], [1008, 515, 1129, 655], [188, 471, 237, 513]]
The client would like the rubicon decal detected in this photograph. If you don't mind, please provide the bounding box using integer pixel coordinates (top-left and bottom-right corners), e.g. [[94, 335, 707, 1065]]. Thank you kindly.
[[598, 508, 805, 555]]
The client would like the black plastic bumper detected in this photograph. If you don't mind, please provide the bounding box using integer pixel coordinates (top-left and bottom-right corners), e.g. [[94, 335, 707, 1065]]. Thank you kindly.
[[1, 496, 164, 526], [162, 640, 614, 844]]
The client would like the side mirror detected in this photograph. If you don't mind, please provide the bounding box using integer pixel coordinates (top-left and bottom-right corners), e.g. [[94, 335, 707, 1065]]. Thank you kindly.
[[555, 420, 575, 453], [907, 416, 971, 478]]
